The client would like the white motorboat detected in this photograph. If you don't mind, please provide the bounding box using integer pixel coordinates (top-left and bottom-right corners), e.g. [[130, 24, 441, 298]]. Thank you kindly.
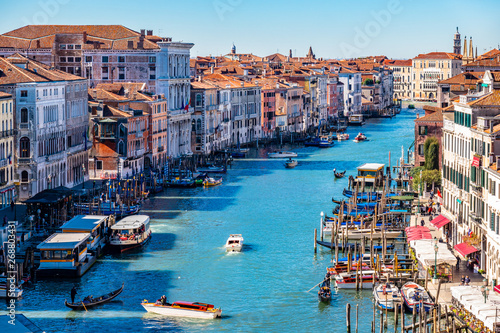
[[401, 282, 433, 312], [225, 234, 244, 252], [353, 133, 367, 143], [337, 133, 350, 141], [268, 151, 297, 158], [373, 283, 401, 311], [142, 301, 222, 319]]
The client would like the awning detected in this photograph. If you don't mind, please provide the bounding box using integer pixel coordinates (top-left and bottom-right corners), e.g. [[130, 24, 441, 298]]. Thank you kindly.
[[472, 155, 481, 167], [430, 214, 451, 229], [390, 195, 415, 201], [454, 242, 479, 257], [405, 225, 432, 242], [494, 285, 500, 294]]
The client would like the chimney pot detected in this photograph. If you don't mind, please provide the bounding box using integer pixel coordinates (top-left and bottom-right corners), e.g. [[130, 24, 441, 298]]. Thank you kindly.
[[83, 31, 87, 43], [140, 29, 145, 37], [147, 30, 153, 36]]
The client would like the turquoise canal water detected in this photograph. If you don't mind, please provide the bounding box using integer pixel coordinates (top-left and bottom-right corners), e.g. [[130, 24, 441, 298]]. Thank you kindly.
[[8, 109, 419, 332]]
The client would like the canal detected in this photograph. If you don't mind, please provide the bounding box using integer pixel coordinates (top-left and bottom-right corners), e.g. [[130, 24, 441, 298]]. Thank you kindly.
[[10, 108, 418, 332]]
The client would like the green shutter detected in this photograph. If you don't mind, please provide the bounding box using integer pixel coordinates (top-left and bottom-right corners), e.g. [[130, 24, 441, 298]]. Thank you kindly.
[[491, 212, 495, 231]]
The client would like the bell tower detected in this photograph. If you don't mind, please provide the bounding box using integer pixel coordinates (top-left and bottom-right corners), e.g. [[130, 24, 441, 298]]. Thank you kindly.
[[453, 27, 461, 55]]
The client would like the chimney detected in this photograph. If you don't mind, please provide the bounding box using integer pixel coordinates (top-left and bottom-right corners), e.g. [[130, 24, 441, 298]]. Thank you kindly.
[[127, 41, 134, 49], [147, 30, 153, 36], [198, 76, 201, 82], [140, 29, 145, 37], [416, 113, 420, 119], [210, 66, 214, 74], [83, 31, 87, 43], [240, 82, 244, 87], [36, 40, 40, 48]]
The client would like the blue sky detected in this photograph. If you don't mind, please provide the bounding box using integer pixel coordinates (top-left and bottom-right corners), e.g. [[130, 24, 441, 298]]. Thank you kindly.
[[1, 0, 499, 60]]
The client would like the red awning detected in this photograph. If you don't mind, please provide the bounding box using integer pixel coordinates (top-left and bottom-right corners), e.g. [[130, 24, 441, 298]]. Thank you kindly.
[[454, 242, 479, 257], [430, 215, 451, 229], [494, 285, 500, 294], [405, 225, 432, 242]]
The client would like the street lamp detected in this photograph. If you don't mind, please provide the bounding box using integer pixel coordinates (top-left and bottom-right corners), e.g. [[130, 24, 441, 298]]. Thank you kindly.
[[481, 285, 490, 303], [434, 237, 438, 279]]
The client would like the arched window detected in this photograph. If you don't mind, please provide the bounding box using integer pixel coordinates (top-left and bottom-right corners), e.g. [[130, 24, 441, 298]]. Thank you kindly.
[[21, 171, 28, 182], [191, 119, 196, 131], [21, 108, 28, 123], [196, 119, 201, 131], [20, 137, 30, 158], [195, 94, 202, 107]]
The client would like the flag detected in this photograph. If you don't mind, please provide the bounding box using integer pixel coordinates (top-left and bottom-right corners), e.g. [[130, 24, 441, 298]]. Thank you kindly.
[[467, 229, 473, 237], [184, 98, 191, 111], [437, 189, 442, 198]]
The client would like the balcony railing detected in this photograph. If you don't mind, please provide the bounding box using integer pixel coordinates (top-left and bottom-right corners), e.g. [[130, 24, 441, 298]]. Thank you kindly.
[[0, 159, 8, 168], [18, 158, 30, 164]]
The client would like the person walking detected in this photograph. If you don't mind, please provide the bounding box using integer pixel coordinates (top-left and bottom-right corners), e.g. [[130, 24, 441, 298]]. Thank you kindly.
[[71, 285, 77, 304], [10, 200, 14, 211], [421, 218, 425, 227], [456, 256, 461, 271]]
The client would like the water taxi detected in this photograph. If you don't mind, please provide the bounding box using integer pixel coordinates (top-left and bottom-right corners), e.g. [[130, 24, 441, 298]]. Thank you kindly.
[[401, 282, 433, 312], [353, 132, 367, 143], [331, 270, 376, 289], [373, 283, 401, 311], [353, 163, 385, 188], [337, 133, 350, 141], [37, 233, 96, 278], [109, 215, 151, 253], [318, 135, 334, 148], [268, 151, 297, 158], [225, 234, 244, 252], [141, 301, 222, 319], [60, 215, 113, 257], [203, 177, 222, 187], [285, 158, 298, 168]]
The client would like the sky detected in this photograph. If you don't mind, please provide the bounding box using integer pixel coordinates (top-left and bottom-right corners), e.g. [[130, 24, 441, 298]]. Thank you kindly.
[[1, 0, 500, 60]]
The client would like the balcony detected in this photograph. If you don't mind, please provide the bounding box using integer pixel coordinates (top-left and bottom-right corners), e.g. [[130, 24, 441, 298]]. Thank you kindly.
[[157, 146, 164, 152], [469, 211, 483, 223], [20, 123, 30, 130], [0, 159, 8, 168], [18, 158, 30, 164]]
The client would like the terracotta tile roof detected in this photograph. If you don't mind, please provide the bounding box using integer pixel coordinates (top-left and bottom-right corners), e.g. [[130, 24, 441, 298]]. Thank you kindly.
[[438, 72, 484, 85], [413, 52, 461, 60], [443, 104, 455, 112], [88, 88, 128, 102], [0, 25, 161, 50], [94, 82, 147, 95], [0, 91, 12, 98], [464, 58, 500, 68], [478, 49, 500, 60], [191, 81, 217, 89], [415, 109, 443, 123], [102, 105, 131, 118], [469, 90, 500, 106], [383, 59, 412, 66], [0, 53, 84, 84], [201, 73, 257, 88]]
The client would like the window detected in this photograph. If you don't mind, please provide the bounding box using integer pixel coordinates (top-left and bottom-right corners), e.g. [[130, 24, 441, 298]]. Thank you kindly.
[[75, 57, 81, 62], [149, 66, 156, 80], [418, 144, 424, 156], [102, 67, 109, 80], [118, 67, 125, 80], [102, 56, 109, 63], [195, 94, 202, 107], [67, 44, 74, 50], [20, 108, 28, 123], [21, 171, 28, 182], [60, 57, 67, 63], [419, 126, 427, 135], [85, 56, 92, 63], [75, 45, 81, 50], [67, 57, 74, 62], [20, 90, 28, 97], [118, 56, 125, 63], [149, 56, 156, 63], [20, 137, 30, 158], [96, 160, 103, 170]]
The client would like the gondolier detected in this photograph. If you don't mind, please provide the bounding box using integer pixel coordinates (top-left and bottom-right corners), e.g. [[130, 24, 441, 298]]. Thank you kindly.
[[71, 285, 77, 304]]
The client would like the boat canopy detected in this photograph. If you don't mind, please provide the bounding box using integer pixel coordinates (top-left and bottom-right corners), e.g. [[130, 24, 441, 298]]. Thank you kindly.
[[37, 232, 90, 250], [60, 215, 108, 233], [357, 163, 385, 172], [111, 215, 149, 231]]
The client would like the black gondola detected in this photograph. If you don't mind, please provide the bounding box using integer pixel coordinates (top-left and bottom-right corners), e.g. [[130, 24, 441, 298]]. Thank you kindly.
[[65, 283, 124, 310], [318, 279, 331, 303], [334, 169, 346, 179]]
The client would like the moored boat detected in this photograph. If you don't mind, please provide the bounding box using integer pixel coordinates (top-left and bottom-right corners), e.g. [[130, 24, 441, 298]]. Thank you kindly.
[[331, 270, 376, 289], [141, 301, 222, 319], [109, 215, 151, 253], [165, 178, 196, 188], [401, 282, 433, 312], [197, 165, 227, 173], [74, 202, 141, 218], [65, 284, 124, 310], [268, 151, 298, 158], [373, 283, 401, 311], [341, 228, 401, 240], [225, 234, 244, 252], [318, 135, 334, 148], [337, 133, 350, 141], [348, 114, 365, 126]]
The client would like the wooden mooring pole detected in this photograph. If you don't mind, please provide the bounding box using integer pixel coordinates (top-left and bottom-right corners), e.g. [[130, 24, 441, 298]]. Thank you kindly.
[[346, 303, 351, 333], [314, 228, 317, 253]]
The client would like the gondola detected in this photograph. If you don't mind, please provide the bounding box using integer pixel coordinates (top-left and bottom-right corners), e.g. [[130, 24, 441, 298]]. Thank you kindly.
[[334, 169, 346, 179], [318, 279, 331, 303], [65, 283, 124, 310]]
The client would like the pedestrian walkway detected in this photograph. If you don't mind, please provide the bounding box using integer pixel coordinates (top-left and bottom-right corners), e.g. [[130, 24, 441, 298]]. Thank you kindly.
[[409, 213, 486, 304]]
